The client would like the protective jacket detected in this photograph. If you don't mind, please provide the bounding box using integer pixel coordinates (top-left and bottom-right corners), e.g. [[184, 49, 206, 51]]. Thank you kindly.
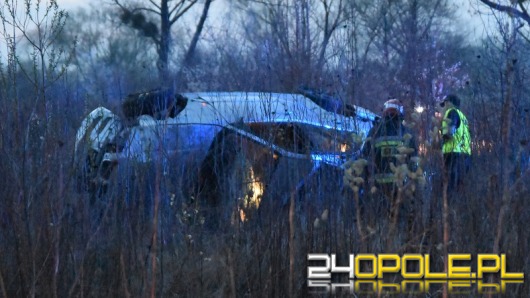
[[362, 116, 416, 184], [442, 108, 471, 155]]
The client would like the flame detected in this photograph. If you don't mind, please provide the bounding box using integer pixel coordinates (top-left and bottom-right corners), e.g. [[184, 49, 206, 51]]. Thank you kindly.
[[239, 167, 264, 222], [418, 143, 427, 155], [340, 143, 349, 153]]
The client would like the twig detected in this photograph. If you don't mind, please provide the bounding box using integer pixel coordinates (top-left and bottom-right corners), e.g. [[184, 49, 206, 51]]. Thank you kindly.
[[120, 252, 132, 298], [0, 268, 7, 298], [289, 191, 295, 298], [149, 154, 162, 298], [442, 170, 449, 298]]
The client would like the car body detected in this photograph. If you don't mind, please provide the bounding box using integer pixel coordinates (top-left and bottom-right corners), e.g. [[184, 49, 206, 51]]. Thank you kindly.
[[74, 91, 378, 223]]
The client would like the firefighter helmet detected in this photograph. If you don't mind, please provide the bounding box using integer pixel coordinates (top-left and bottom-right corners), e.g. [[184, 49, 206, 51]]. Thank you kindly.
[[383, 98, 404, 117]]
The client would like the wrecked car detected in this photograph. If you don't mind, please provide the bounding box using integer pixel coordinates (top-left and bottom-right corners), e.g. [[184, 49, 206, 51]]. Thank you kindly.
[[74, 90, 378, 224]]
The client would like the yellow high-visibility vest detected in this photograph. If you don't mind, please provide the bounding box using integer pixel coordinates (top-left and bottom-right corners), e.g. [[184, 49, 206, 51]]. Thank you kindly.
[[442, 108, 471, 155]]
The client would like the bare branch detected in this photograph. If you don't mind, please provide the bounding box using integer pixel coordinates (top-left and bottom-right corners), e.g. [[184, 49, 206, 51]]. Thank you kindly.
[[479, 0, 530, 24], [114, 0, 161, 16], [317, 0, 346, 70], [134, 7, 162, 16], [112, 0, 127, 11], [149, 0, 161, 10], [519, 0, 530, 19], [169, 0, 184, 16], [169, 0, 199, 25], [420, 0, 442, 39], [182, 0, 213, 66]]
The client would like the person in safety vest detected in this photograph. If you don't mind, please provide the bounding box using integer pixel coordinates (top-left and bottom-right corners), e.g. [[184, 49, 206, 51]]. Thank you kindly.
[[361, 98, 418, 197], [440, 94, 471, 192]]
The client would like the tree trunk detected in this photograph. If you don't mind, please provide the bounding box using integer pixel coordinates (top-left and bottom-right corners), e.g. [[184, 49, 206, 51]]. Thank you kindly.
[[177, 0, 213, 89], [159, 0, 171, 84], [493, 58, 515, 254], [183, 0, 213, 67]]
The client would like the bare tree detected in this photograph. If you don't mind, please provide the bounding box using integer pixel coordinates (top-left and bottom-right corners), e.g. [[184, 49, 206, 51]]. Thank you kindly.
[[377, 0, 455, 107], [63, 7, 159, 99], [113, 0, 213, 84], [238, 0, 347, 89], [0, 1, 75, 296], [479, 0, 530, 24], [478, 0, 530, 42]]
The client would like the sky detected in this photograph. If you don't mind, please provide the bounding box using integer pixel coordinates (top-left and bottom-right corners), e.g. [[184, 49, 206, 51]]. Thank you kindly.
[[56, 0, 89, 11], [54, 0, 491, 39]]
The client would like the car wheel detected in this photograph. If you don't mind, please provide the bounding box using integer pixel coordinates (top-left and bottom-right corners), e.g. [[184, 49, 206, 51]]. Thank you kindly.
[[74, 107, 123, 200], [75, 146, 117, 201]]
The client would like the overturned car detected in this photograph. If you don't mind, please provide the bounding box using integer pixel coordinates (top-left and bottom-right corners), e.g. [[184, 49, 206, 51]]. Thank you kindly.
[[74, 90, 378, 224]]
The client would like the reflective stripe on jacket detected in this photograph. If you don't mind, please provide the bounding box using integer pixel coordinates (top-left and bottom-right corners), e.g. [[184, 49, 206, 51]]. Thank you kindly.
[[372, 136, 404, 184], [442, 108, 471, 155]]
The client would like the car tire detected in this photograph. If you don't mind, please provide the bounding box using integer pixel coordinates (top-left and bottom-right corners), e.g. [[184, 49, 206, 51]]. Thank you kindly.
[[74, 107, 123, 201], [75, 146, 117, 202]]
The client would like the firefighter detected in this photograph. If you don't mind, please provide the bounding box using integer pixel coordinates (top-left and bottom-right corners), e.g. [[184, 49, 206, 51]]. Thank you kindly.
[[359, 98, 419, 235], [362, 98, 418, 196], [440, 94, 471, 192]]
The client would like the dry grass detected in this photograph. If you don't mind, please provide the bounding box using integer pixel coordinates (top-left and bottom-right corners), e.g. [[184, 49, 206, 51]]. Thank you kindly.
[[1, 117, 528, 297]]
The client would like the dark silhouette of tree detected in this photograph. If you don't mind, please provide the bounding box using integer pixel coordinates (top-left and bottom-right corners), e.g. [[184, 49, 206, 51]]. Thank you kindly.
[[479, 0, 530, 42], [113, 0, 213, 84], [479, 0, 530, 25], [237, 0, 347, 89]]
